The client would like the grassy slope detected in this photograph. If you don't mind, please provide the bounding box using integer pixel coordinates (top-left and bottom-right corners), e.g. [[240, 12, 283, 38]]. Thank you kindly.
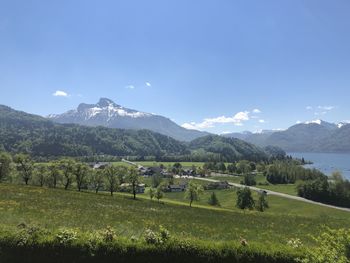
[[1, 183, 350, 247]]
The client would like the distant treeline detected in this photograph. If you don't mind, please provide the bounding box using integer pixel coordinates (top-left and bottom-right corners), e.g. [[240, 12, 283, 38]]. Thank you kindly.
[[297, 171, 350, 208]]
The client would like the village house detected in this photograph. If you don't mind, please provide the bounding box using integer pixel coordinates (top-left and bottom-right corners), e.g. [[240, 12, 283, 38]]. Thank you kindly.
[[167, 182, 187, 192], [204, 181, 230, 190]]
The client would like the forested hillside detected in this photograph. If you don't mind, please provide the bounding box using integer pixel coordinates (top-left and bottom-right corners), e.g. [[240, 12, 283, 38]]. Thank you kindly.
[[0, 105, 281, 161]]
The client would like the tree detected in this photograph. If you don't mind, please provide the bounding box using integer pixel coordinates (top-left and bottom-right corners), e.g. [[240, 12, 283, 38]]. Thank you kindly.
[[236, 160, 251, 175], [151, 173, 163, 188], [217, 162, 226, 173], [172, 162, 182, 175], [147, 187, 156, 200], [236, 187, 255, 210], [104, 166, 119, 196], [90, 169, 104, 194], [256, 192, 269, 212], [242, 174, 256, 186], [14, 154, 33, 185], [34, 164, 48, 187], [59, 159, 76, 190], [48, 162, 60, 188], [185, 181, 203, 207], [116, 165, 127, 184], [227, 163, 236, 174], [74, 163, 89, 191], [0, 152, 12, 182], [208, 192, 220, 206], [126, 167, 140, 200], [155, 187, 164, 203]]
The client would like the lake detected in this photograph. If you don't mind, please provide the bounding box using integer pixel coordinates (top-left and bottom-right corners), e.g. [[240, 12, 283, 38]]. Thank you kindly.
[[288, 152, 350, 180]]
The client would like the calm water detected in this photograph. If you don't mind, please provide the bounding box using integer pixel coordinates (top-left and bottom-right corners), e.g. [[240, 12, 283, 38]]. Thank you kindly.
[[288, 152, 350, 180]]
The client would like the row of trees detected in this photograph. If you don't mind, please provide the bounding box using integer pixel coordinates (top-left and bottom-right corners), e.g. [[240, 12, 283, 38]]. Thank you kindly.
[[264, 161, 325, 184], [297, 171, 350, 208], [0, 153, 142, 199]]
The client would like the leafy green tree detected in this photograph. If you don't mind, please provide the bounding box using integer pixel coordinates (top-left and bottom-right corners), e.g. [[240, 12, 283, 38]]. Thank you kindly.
[[147, 187, 156, 200], [151, 173, 163, 188], [116, 165, 127, 184], [236, 160, 251, 175], [155, 187, 164, 203], [90, 169, 104, 194], [126, 166, 140, 200], [227, 163, 237, 174], [242, 174, 256, 186], [208, 192, 220, 206], [74, 163, 89, 191], [48, 162, 60, 188], [256, 192, 269, 212], [104, 166, 119, 196], [59, 159, 76, 190], [185, 181, 204, 207], [34, 164, 49, 187], [217, 162, 226, 173], [14, 154, 33, 185], [256, 163, 266, 173], [172, 162, 182, 175], [0, 152, 12, 182], [236, 187, 255, 210]]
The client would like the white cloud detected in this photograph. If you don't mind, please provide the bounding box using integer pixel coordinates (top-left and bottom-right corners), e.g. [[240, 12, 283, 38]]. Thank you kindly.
[[306, 106, 313, 110], [145, 82, 152, 87], [181, 111, 250, 130], [125, 85, 135, 90], [296, 120, 302, 124], [220, 131, 232, 135], [318, 105, 335, 111], [252, 109, 261, 114], [258, 119, 265, 123], [53, 90, 69, 97]]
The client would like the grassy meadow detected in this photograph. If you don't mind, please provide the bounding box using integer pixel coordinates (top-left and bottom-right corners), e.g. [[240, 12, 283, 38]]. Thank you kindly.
[[1, 183, 349, 247]]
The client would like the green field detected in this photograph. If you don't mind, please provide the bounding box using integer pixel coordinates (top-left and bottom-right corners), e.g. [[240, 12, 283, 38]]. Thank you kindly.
[[208, 175, 298, 196], [1, 183, 349, 247]]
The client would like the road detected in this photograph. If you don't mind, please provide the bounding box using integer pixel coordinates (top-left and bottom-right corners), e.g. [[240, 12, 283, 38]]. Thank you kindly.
[[194, 177, 350, 213]]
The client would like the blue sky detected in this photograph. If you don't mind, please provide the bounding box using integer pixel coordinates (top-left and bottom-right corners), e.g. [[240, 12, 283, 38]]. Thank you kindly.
[[1, 0, 350, 134]]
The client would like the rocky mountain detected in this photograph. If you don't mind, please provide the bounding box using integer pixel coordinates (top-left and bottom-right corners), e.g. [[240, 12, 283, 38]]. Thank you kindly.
[[48, 98, 208, 142], [223, 120, 350, 153]]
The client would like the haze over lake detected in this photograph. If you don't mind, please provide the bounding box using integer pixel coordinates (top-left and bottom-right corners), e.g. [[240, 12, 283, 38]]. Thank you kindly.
[[289, 152, 350, 180]]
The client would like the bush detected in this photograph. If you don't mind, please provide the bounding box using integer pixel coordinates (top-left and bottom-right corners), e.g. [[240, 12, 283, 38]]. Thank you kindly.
[[144, 226, 170, 245], [55, 229, 78, 245]]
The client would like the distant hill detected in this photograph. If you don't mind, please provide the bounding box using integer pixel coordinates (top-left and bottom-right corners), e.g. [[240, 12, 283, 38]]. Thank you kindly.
[[0, 105, 278, 161], [223, 120, 350, 153], [188, 135, 272, 162], [48, 98, 208, 142], [0, 105, 188, 157]]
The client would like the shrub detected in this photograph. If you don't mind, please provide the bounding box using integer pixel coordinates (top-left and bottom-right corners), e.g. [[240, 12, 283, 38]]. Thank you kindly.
[[144, 226, 170, 245], [144, 229, 159, 245], [301, 228, 350, 263], [55, 229, 78, 245], [101, 226, 117, 242]]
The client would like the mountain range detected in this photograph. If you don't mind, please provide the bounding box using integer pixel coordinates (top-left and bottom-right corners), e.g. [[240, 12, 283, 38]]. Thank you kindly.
[[0, 104, 275, 161], [48, 98, 208, 142], [223, 120, 350, 153]]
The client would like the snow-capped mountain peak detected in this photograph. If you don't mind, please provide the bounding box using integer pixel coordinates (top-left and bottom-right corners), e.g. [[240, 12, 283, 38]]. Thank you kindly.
[[74, 98, 152, 120], [47, 98, 207, 141]]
